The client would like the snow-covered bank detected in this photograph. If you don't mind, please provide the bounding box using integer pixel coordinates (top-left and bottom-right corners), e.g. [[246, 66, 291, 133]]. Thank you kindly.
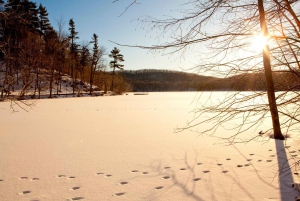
[[0, 92, 299, 200]]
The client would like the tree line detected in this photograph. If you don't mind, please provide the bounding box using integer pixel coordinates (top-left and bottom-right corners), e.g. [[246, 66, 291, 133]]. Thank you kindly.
[[0, 0, 128, 100], [119, 69, 300, 92], [118, 69, 214, 92]]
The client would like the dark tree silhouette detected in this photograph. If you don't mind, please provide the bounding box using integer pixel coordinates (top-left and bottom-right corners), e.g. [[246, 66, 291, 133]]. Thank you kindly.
[[89, 33, 99, 95], [109, 47, 124, 92], [68, 18, 79, 95]]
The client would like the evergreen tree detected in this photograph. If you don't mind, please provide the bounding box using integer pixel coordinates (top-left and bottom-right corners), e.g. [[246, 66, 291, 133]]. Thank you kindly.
[[22, 0, 39, 32], [109, 47, 124, 92], [32, 3, 51, 98], [38, 4, 51, 35], [90, 33, 99, 94], [68, 18, 79, 55], [68, 18, 79, 94], [44, 27, 60, 98]]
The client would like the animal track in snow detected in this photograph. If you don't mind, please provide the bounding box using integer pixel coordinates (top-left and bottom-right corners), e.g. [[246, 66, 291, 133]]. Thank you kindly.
[[179, 168, 186, 171], [249, 154, 255, 156], [114, 192, 126, 196], [226, 158, 231, 160], [237, 165, 243, 167], [142, 172, 148, 175], [222, 170, 229, 173], [68, 176, 76, 179], [57, 175, 66, 178], [131, 170, 139, 173], [203, 170, 210, 173], [164, 166, 171, 169], [154, 186, 164, 190], [19, 190, 31, 195], [269, 149, 273, 151], [32, 178, 39, 181], [105, 174, 112, 178], [120, 182, 128, 185], [217, 163, 223, 166], [70, 197, 84, 200], [161, 176, 170, 180], [247, 159, 252, 161], [20, 177, 28, 180], [193, 178, 201, 181], [197, 162, 202, 165], [71, 187, 80, 190], [258, 160, 263, 162], [266, 160, 272, 162]]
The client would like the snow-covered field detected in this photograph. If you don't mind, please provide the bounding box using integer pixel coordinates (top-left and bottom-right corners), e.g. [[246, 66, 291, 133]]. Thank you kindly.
[[0, 92, 299, 201]]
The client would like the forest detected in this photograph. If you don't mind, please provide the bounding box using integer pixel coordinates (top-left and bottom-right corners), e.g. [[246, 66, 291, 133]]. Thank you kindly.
[[0, 0, 130, 100]]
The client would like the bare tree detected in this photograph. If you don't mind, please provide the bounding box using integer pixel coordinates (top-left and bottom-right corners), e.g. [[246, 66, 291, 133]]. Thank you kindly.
[[113, 0, 300, 141]]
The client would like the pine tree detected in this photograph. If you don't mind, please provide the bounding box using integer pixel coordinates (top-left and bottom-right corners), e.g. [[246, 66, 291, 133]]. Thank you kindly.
[[109, 47, 124, 92], [32, 3, 51, 98], [68, 18, 79, 94], [68, 18, 79, 55], [38, 4, 51, 35], [44, 27, 60, 98], [22, 0, 39, 32], [90, 33, 99, 94]]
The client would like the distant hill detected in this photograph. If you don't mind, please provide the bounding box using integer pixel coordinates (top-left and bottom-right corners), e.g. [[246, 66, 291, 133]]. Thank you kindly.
[[117, 69, 300, 92], [117, 69, 217, 92]]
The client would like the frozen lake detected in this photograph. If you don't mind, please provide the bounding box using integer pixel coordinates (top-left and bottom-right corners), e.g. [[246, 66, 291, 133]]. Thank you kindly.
[[0, 92, 298, 200]]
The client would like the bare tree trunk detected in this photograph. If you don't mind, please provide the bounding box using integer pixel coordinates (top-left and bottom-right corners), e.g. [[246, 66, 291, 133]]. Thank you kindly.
[[34, 67, 39, 97], [111, 67, 115, 92], [38, 78, 41, 99], [49, 62, 54, 98], [1, 60, 9, 98], [72, 64, 75, 95], [89, 65, 94, 95], [258, 0, 284, 140], [56, 68, 61, 95]]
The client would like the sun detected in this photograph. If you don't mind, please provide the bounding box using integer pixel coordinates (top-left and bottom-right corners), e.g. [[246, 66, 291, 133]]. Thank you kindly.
[[250, 33, 270, 51]]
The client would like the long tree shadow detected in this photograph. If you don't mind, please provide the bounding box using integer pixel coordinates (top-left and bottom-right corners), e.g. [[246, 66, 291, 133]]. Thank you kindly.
[[275, 139, 299, 200]]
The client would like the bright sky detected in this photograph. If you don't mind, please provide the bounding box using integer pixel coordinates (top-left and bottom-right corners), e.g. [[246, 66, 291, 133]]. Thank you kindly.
[[31, 0, 196, 72]]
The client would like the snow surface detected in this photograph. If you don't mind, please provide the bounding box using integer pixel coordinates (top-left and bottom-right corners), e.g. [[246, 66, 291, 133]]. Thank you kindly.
[[0, 92, 299, 201]]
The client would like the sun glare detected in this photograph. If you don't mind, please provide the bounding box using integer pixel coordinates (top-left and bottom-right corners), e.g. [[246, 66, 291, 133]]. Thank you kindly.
[[251, 34, 269, 51]]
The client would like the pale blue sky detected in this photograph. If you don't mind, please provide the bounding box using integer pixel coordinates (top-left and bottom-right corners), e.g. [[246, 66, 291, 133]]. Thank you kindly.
[[31, 0, 195, 71]]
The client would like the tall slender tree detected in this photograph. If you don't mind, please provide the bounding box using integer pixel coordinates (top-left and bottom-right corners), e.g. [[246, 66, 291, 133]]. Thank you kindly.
[[109, 47, 124, 92], [38, 4, 51, 35], [68, 18, 79, 95], [90, 33, 99, 94], [257, 0, 284, 140], [31, 4, 51, 98], [44, 27, 60, 98]]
